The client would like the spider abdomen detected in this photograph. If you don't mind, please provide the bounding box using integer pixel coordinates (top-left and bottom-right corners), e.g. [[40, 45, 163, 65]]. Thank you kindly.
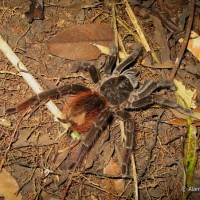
[[100, 75, 133, 105], [63, 91, 107, 133]]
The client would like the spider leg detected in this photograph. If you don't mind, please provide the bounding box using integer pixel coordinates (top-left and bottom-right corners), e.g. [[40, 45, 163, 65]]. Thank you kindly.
[[124, 94, 192, 115], [82, 62, 101, 84], [104, 45, 117, 75], [116, 110, 134, 176], [114, 45, 142, 74], [6, 84, 90, 114], [153, 94, 192, 115], [88, 64, 101, 83], [68, 108, 111, 170], [122, 68, 139, 88], [136, 79, 175, 99]]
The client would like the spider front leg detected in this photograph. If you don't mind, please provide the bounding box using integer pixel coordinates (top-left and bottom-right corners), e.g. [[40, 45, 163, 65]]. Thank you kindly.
[[113, 45, 142, 74], [136, 79, 175, 99], [6, 84, 90, 114], [152, 94, 192, 115], [123, 79, 192, 115], [83, 45, 117, 83], [68, 108, 112, 170], [104, 45, 117, 75], [116, 110, 134, 176]]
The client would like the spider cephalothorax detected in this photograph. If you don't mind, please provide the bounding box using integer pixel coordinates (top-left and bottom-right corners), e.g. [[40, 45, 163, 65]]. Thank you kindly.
[[101, 75, 134, 105], [6, 45, 191, 176]]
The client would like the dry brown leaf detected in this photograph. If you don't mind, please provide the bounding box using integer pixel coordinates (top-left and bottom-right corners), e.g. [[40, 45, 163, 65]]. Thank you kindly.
[[85, 130, 110, 169], [13, 129, 57, 148], [142, 57, 173, 68], [97, 141, 114, 169], [103, 158, 125, 193], [164, 117, 200, 126], [192, 121, 200, 126], [47, 23, 114, 61], [179, 31, 200, 61], [169, 108, 188, 119], [103, 158, 121, 175], [151, 15, 171, 64], [0, 168, 22, 200], [193, 106, 200, 112], [163, 117, 187, 126], [54, 140, 80, 169], [40, 191, 60, 200]]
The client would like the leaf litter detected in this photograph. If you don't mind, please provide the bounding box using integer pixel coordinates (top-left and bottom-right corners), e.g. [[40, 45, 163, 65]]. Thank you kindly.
[[47, 23, 114, 60], [0, 0, 200, 199]]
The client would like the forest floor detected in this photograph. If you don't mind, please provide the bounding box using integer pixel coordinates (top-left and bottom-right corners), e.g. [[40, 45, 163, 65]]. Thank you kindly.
[[0, 0, 200, 199]]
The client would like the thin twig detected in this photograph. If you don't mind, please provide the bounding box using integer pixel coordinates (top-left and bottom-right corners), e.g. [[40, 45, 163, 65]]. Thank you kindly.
[[131, 154, 138, 200], [111, 3, 119, 64], [83, 171, 134, 179], [169, 0, 195, 80], [138, 110, 165, 183], [123, 0, 150, 52], [0, 110, 27, 170], [0, 35, 69, 130], [62, 167, 77, 200], [123, 0, 160, 63]]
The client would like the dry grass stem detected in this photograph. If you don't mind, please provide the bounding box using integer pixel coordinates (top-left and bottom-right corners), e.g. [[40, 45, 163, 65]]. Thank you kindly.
[[0, 35, 69, 130]]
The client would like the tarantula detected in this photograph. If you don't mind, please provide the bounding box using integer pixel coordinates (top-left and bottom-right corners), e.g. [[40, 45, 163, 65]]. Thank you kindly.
[[6, 45, 191, 176]]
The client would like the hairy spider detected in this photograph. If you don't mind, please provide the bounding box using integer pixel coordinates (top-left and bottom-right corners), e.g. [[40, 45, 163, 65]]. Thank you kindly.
[[6, 45, 191, 176]]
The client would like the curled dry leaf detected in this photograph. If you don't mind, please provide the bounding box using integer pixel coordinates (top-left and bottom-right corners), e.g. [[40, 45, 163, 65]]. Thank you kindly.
[[179, 31, 200, 61], [47, 23, 114, 61], [0, 168, 22, 200], [174, 79, 197, 109], [97, 141, 115, 170], [85, 130, 110, 169]]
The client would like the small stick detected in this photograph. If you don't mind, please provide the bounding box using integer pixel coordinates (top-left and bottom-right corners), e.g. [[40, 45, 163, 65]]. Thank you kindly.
[[0, 35, 69, 130], [111, 3, 120, 65], [131, 154, 138, 200], [123, 0, 150, 52], [123, 0, 160, 63], [169, 0, 195, 80]]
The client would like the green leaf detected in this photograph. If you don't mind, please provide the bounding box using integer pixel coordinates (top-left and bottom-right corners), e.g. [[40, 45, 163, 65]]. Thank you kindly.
[[174, 79, 198, 199]]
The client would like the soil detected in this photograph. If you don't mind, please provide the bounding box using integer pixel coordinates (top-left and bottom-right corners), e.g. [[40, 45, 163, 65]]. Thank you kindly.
[[0, 0, 200, 200]]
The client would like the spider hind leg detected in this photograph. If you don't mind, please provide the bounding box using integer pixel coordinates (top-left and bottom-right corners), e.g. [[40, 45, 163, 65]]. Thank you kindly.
[[116, 110, 134, 176], [68, 108, 112, 170]]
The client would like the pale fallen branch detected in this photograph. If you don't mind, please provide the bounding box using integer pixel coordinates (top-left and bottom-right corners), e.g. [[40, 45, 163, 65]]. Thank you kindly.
[[0, 34, 70, 130]]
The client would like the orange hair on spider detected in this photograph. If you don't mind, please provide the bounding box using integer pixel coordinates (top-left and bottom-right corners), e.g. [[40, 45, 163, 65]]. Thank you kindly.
[[63, 91, 107, 133]]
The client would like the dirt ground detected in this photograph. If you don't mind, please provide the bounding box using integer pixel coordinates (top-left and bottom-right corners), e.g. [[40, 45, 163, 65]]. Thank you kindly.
[[0, 0, 200, 199]]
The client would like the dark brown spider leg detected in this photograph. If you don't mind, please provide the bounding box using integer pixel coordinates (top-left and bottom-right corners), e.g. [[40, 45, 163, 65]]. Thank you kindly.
[[6, 84, 90, 114], [114, 45, 142, 74], [68, 108, 111, 170], [125, 95, 192, 115], [116, 110, 134, 176], [137, 79, 175, 99], [88, 64, 101, 83], [122, 68, 139, 88], [104, 45, 117, 74], [152, 94, 192, 115]]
